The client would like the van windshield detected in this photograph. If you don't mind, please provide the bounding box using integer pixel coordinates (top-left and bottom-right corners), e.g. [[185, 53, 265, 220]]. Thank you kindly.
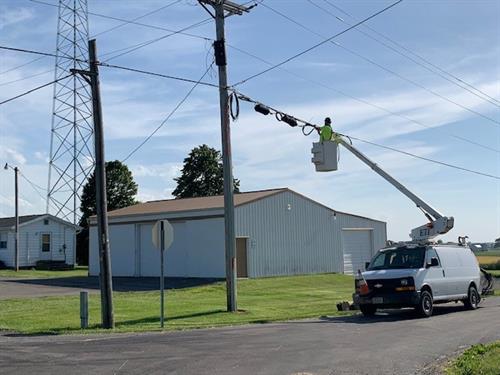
[[367, 246, 426, 270]]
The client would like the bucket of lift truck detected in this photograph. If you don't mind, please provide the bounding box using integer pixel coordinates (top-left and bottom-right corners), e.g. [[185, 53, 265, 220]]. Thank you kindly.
[[311, 141, 338, 172]]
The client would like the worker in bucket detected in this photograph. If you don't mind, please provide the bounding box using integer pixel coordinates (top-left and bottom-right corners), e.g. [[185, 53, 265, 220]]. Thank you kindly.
[[318, 117, 333, 142]]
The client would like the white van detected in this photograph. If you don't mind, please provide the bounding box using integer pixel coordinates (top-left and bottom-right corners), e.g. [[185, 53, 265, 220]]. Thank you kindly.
[[353, 244, 481, 317]]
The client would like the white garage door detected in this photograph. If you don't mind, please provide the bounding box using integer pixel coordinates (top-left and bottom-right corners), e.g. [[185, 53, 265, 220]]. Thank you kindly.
[[342, 229, 373, 275]]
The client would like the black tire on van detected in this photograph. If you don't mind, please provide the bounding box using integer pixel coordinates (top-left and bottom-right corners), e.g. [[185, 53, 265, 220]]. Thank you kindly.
[[360, 304, 377, 317], [416, 290, 433, 318], [464, 285, 480, 310]]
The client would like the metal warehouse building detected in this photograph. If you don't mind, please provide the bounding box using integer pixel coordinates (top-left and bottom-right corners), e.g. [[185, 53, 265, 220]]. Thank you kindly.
[[89, 188, 386, 278]]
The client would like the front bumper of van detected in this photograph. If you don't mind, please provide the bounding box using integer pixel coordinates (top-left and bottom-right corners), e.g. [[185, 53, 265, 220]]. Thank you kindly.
[[353, 291, 421, 308]]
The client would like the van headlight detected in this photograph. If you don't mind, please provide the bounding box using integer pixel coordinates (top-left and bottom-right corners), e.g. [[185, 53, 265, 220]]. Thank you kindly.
[[400, 278, 408, 286]]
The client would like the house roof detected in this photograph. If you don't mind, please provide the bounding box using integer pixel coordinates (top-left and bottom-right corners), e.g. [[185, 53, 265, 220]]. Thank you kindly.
[[0, 214, 46, 229], [0, 214, 80, 230], [104, 188, 287, 219]]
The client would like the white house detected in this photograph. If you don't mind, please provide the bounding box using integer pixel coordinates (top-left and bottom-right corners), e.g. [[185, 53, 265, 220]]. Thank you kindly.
[[0, 214, 78, 268], [89, 188, 387, 278]]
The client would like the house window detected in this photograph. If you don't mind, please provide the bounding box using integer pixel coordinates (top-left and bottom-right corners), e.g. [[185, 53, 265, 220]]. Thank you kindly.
[[43, 219, 49, 225], [0, 232, 7, 249], [41, 233, 51, 252]]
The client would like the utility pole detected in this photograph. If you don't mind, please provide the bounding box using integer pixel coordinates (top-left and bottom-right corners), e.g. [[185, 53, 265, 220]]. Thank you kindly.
[[4, 163, 19, 272], [198, 0, 251, 312], [14, 166, 18, 272], [72, 38, 114, 328]]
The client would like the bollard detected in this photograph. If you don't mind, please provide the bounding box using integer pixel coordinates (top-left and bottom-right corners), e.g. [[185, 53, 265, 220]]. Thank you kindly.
[[80, 291, 88, 329]]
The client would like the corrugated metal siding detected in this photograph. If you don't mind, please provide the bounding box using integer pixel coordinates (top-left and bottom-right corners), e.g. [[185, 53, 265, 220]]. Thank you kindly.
[[236, 191, 386, 278]]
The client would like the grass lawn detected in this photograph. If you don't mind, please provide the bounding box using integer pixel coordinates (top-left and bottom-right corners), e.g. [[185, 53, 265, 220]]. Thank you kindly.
[[446, 341, 500, 375], [0, 266, 88, 279], [0, 273, 354, 335], [488, 269, 500, 277]]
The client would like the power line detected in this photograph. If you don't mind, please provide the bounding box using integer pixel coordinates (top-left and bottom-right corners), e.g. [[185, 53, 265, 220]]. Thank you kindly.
[[322, 0, 500, 107], [309, 0, 500, 109], [102, 18, 213, 62], [121, 62, 215, 162], [0, 69, 53, 87], [0, 74, 72, 105], [236, 93, 500, 180], [232, 0, 403, 87], [92, 0, 183, 37], [100, 62, 220, 89], [264, 2, 500, 127], [348, 136, 500, 180], [227, 42, 500, 154]]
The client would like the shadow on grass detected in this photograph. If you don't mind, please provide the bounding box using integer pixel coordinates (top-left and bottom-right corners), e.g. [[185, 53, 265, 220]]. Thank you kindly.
[[115, 309, 228, 327], [2, 276, 222, 292]]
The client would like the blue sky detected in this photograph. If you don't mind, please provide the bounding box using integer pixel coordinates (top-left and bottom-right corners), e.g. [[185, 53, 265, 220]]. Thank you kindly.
[[0, 0, 499, 242]]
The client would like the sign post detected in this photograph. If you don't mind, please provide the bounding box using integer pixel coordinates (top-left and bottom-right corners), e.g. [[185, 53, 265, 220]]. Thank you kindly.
[[152, 220, 174, 328]]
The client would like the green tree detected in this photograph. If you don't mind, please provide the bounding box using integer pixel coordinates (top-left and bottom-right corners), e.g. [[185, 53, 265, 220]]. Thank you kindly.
[[173, 144, 240, 198], [76, 160, 138, 265]]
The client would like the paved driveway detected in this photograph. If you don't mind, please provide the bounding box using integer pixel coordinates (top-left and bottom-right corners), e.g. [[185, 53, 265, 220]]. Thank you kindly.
[[1, 297, 499, 375], [0, 276, 219, 299]]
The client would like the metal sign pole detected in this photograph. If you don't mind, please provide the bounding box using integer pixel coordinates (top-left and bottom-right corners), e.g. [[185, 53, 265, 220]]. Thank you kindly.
[[160, 221, 165, 328]]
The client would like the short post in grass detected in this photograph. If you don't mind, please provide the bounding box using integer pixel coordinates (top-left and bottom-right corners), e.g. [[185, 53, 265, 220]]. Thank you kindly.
[[152, 220, 174, 328], [80, 291, 89, 329]]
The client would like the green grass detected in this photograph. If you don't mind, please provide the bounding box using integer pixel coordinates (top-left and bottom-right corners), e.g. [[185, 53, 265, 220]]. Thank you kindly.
[[446, 341, 500, 375], [0, 266, 88, 279], [488, 270, 500, 277], [0, 273, 354, 335], [477, 250, 500, 257]]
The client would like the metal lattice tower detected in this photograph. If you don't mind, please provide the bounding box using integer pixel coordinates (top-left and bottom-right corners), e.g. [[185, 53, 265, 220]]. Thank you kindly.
[[46, 0, 94, 224]]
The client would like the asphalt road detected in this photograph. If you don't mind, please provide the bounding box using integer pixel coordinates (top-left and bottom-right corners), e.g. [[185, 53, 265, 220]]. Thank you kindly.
[[1, 297, 499, 375]]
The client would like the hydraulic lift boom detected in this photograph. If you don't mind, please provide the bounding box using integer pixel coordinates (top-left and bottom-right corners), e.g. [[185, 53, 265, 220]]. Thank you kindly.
[[315, 137, 454, 242]]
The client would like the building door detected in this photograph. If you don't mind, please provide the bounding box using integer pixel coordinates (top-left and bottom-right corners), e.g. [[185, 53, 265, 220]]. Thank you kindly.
[[236, 237, 248, 278], [342, 229, 373, 275], [40, 233, 52, 260]]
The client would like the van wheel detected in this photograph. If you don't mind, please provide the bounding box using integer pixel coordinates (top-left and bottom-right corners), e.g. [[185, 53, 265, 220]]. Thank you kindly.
[[415, 290, 433, 318], [360, 304, 377, 317], [464, 285, 480, 310]]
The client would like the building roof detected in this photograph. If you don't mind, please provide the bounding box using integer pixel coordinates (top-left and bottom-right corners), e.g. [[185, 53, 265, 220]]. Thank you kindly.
[[105, 188, 287, 219], [0, 214, 79, 230], [0, 214, 46, 229]]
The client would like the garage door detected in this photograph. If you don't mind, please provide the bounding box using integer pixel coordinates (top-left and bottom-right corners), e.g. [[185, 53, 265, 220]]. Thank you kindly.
[[342, 229, 373, 275]]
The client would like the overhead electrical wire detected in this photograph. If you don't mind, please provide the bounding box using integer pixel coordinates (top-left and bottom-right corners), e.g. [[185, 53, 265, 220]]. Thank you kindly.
[[0, 74, 72, 105], [263, 2, 500, 127], [321, 0, 500, 107], [4, 43, 499, 156], [236, 93, 500, 180], [232, 0, 404, 87], [121, 62, 215, 162]]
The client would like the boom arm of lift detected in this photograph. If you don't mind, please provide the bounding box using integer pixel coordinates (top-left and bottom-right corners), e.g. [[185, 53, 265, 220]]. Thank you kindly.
[[337, 138, 454, 241]]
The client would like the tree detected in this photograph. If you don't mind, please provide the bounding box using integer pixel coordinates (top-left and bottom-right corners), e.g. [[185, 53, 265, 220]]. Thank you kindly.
[[76, 160, 138, 265], [173, 144, 240, 198]]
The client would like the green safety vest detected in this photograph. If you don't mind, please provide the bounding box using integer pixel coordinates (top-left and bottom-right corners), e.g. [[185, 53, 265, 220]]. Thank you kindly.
[[320, 125, 333, 142]]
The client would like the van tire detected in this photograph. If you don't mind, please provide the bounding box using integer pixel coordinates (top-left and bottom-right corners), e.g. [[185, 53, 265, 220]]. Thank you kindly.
[[360, 304, 377, 317], [464, 285, 480, 310], [416, 290, 433, 318]]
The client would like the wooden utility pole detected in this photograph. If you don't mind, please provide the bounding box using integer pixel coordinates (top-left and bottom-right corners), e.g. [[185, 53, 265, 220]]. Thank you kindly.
[[3, 163, 19, 272], [14, 166, 18, 272], [198, 0, 251, 312], [73, 39, 114, 328]]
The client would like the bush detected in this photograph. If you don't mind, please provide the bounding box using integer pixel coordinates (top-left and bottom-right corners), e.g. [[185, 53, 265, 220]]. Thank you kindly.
[[482, 260, 500, 271]]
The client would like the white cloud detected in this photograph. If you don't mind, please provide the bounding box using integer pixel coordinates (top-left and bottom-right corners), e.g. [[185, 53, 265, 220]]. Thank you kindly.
[[0, 7, 34, 30]]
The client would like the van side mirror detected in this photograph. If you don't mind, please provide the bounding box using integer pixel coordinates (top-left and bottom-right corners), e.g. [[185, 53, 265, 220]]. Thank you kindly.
[[365, 262, 370, 270], [426, 257, 439, 268]]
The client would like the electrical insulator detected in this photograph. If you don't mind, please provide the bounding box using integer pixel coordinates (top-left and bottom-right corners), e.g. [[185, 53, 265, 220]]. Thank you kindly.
[[282, 115, 298, 127], [254, 104, 270, 115]]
